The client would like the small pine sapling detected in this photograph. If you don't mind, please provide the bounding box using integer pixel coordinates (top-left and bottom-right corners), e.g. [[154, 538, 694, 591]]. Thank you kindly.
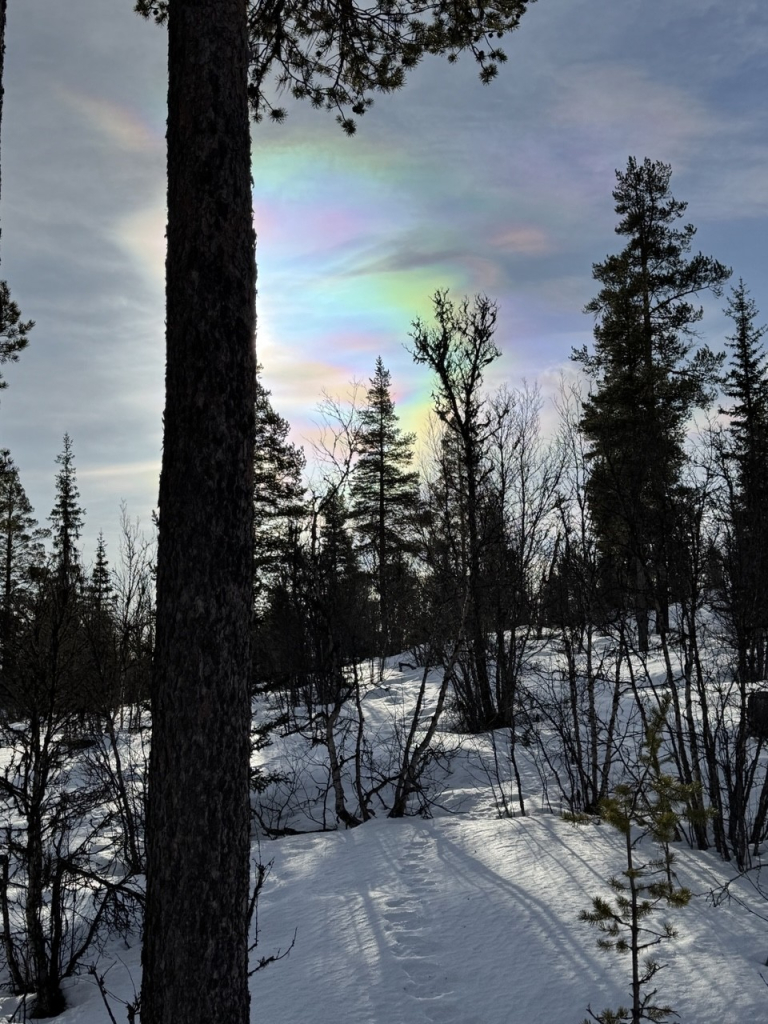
[[580, 698, 698, 1024]]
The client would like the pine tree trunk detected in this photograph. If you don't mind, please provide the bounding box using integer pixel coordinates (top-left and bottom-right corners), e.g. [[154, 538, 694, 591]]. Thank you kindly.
[[141, 2, 255, 1022]]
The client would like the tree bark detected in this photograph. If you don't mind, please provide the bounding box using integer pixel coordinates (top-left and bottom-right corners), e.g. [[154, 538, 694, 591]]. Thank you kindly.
[[141, 2, 255, 1023]]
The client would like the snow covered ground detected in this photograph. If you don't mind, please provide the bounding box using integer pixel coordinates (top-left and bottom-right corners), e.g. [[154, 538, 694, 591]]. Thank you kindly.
[[3, 658, 768, 1024]]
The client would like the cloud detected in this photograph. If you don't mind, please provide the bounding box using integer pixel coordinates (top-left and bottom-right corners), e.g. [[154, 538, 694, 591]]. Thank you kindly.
[[59, 88, 163, 154], [112, 199, 167, 291], [79, 459, 161, 484], [490, 226, 552, 256], [550, 64, 723, 170]]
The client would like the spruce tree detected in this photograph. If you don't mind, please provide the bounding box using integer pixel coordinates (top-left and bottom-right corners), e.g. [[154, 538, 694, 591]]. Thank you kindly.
[[252, 374, 306, 691], [253, 372, 306, 610], [350, 357, 419, 655], [718, 281, 768, 683], [721, 280, 768, 512], [575, 157, 730, 650], [82, 532, 119, 711], [48, 434, 84, 591], [89, 533, 113, 608]]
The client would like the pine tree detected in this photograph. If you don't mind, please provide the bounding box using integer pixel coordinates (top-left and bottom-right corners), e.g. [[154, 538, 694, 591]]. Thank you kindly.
[[350, 357, 419, 654], [136, 0, 533, 134], [0, 0, 33, 401], [133, 0, 539, 1017], [419, 423, 471, 649], [276, 487, 373, 708], [0, 281, 33, 397], [581, 699, 696, 1024], [0, 450, 45, 686], [575, 157, 730, 650], [139, 7, 256, 1023]]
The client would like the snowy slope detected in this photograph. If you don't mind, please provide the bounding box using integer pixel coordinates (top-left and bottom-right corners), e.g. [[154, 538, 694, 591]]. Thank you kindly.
[[3, 661, 768, 1024], [252, 813, 766, 1024]]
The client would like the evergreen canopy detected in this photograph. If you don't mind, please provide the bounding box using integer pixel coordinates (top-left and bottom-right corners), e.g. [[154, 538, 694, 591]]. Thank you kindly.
[[136, 0, 535, 133]]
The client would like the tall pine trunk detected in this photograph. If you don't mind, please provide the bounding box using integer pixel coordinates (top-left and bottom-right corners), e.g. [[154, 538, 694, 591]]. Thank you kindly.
[[141, 2, 256, 1022]]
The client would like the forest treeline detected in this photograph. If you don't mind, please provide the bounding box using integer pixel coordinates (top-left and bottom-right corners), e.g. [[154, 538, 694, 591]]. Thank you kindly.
[[2, 156, 768, 1014]]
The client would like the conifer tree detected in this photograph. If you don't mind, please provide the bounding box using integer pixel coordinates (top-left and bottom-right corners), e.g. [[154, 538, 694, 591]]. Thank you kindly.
[[89, 533, 113, 609], [136, 0, 533, 134], [717, 280, 768, 683], [721, 280, 768, 512], [252, 375, 307, 691], [0, 0, 33, 401], [132, 0, 539, 1018], [0, 282, 33, 398], [418, 423, 471, 655], [81, 532, 119, 711], [575, 157, 729, 650], [0, 450, 45, 687], [581, 699, 696, 1024], [48, 434, 84, 591], [283, 487, 372, 707], [253, 372, 306, 609], [350, 357, 419, 654]]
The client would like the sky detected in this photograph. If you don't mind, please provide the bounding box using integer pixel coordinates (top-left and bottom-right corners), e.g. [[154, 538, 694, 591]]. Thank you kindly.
[[1, 0, 767, 561]]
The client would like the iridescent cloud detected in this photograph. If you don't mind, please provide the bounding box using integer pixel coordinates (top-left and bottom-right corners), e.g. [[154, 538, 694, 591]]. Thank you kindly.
[[60, 87, 164, 154]]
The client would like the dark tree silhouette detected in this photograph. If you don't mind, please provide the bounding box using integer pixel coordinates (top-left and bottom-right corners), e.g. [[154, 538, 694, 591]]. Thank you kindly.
[[136, 0, 534, 133], [575, 157, 729, 650], [139, 5, 256, 1024], [0, 450, 45, 691], [411, 291, 501, 729], [350, 357, 419, 654], [48, 434, 84, 591], [717, 281, 768, 684], [721, 280, 768, 515], [253, 371, 306, 611]]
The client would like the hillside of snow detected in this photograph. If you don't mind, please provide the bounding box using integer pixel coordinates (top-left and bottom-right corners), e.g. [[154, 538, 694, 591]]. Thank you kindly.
[[2, 656, 768, 1024]]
